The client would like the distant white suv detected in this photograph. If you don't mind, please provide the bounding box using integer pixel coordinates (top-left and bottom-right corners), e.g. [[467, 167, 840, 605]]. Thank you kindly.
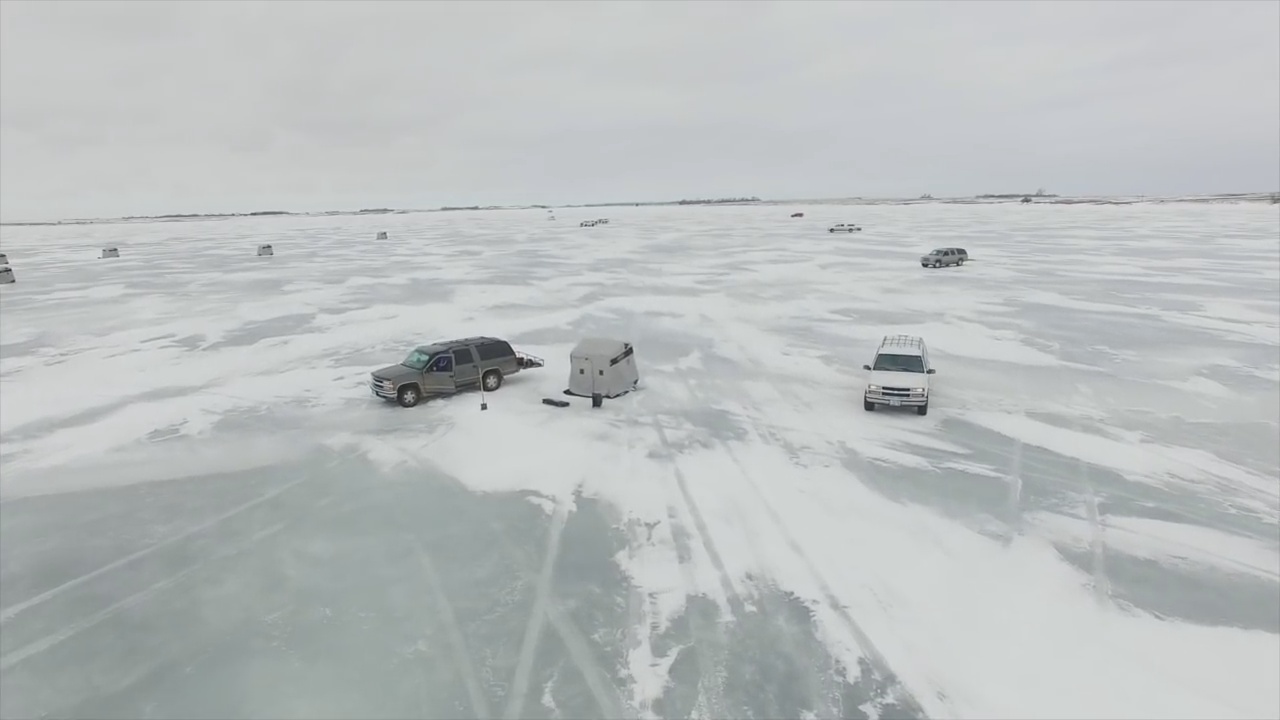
[[829, 223, 862, 233], [862, 335, 935, 415]]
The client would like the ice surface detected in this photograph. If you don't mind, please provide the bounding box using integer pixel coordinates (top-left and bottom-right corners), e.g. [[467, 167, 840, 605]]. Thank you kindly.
[[1, 203, 1278, 719]]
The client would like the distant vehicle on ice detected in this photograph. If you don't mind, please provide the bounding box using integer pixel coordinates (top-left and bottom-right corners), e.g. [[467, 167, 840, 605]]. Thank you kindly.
[[791, 212, 805, 218], [920, 247, 967, 268], [580, 220, 597, 227], [828, 223, 862, 233]]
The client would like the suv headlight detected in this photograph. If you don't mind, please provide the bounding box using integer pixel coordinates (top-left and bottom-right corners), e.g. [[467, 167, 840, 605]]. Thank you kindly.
[[912, 387, 925, 393], [867, 385, 881, 391]]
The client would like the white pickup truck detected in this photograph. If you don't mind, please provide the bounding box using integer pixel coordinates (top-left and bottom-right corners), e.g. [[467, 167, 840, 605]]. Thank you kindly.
[[862, 334, 936, 416], [828, 223, 862, 233]]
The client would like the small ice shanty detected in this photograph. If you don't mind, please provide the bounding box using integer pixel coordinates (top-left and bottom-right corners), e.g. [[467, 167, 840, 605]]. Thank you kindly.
[[566, 338, 639, 399], [0, 265, 13, 284], [101, 247, 119, 259], [0, 253, 8, 265], [257, 244, 274, 256], [376, 231, 388, 240]]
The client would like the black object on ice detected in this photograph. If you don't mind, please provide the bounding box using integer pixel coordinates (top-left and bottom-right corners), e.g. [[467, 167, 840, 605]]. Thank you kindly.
[[591, 393, 603, 408], [542, 398, 570, 408]]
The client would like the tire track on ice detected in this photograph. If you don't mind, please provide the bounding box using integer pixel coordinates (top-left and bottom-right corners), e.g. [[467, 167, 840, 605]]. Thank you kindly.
[[483, 501, 630, 720], [0, 521, 290, 672], [680, 366, 931, 716], [650, 420, 745, 618], [0, 479, 351, 673], [0, 470, 317, 624], [389, 483, 493, 720], [647, 412, 736, 720], [403, 531, 493, 720], [504, 495, 572, 720]]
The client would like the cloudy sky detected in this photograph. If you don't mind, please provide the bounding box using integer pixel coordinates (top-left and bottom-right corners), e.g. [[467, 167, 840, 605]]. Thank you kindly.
[[1, 0, 1277, 221]]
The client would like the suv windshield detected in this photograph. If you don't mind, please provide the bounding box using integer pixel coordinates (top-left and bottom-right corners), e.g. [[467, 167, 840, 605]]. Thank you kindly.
[[401, 349, 433, 370], [873, 353, 925, 373], [930, 249, 946, 255]]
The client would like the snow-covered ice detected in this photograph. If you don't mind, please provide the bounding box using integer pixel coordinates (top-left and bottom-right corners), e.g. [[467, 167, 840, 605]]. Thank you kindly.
[[1, 203, 1277, 719]]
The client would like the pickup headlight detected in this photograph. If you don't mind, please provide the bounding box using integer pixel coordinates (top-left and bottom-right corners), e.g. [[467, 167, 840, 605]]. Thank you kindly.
[[912, 388, 925, 393], [867, 385, 881, 391]]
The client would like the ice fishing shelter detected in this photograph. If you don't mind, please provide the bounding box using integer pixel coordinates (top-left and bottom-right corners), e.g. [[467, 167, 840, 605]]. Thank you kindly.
[[101, 247, 119, 259], [376, 231, 388, 240], [0, 265, 13, 284], [566, 338, 639, 399], [257, 244, 274, 256]]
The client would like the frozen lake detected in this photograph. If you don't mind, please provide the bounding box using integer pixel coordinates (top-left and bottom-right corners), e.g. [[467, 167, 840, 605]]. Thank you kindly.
[[1, 203, 1278, 719]]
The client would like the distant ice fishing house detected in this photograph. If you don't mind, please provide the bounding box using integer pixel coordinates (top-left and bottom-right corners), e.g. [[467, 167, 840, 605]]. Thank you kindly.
[[257, 244, 274, 256], [566, 338, 639, 399], [376, 231, 388, 240], [101, 248, 119, 259], [0, 265, 13, 284]]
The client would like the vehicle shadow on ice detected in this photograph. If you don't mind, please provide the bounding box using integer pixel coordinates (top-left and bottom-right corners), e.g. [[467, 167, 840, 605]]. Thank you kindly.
[[0, 454, 915, 720]]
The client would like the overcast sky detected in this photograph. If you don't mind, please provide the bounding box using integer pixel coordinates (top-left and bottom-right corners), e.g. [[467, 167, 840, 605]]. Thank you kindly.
[[1, 0, 1277, 221]]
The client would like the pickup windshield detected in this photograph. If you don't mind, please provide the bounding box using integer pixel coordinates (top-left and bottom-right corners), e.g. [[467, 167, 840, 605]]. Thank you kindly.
[[873, 353, 925, 373], [401, 349, 432, 371]]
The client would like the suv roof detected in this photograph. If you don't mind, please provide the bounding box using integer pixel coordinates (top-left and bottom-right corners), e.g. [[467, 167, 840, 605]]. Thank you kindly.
[[438, 336, 505, 347], [416, 336, 508, 353], [877, 334, 926, 356]]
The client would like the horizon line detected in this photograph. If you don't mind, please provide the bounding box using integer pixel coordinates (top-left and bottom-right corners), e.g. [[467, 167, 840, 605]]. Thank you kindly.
[[3, 190, 1277, 227]]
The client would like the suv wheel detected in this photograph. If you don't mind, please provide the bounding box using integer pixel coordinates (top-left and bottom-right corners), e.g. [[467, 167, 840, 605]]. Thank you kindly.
[[863, 398, 875, 411], [482, 370, 503, 392], [397, 384, 421, 408], [917, 402, 928, 416]]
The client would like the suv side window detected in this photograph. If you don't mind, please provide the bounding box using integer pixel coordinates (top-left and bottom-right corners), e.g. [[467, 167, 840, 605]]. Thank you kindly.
[[453, 348, 474, 365], [476, 341, 514, 362], [476, 342, 501, 361]]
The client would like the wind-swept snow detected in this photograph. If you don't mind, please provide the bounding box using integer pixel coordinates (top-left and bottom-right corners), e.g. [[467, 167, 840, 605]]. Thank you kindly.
[[1, 203, 1277, 719]]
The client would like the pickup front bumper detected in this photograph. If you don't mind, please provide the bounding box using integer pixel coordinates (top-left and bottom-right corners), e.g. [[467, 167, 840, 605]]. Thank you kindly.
[[865, 389, 928, 407]]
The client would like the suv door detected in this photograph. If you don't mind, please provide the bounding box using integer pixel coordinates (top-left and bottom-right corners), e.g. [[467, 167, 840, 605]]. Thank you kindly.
[[423, 354, 456, 393], [452, 347, 480, 388]]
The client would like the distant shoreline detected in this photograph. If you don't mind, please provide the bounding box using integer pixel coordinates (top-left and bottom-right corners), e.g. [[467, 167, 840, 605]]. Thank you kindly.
[[3, 192, 1276, 227]]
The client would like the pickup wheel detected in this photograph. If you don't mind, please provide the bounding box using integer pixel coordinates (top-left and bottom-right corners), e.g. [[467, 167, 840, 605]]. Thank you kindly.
[[397, 384, 421, 408], [482, 369, 503, 392], [863, 398, 875, 411], [917, 402, 929, 416]]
